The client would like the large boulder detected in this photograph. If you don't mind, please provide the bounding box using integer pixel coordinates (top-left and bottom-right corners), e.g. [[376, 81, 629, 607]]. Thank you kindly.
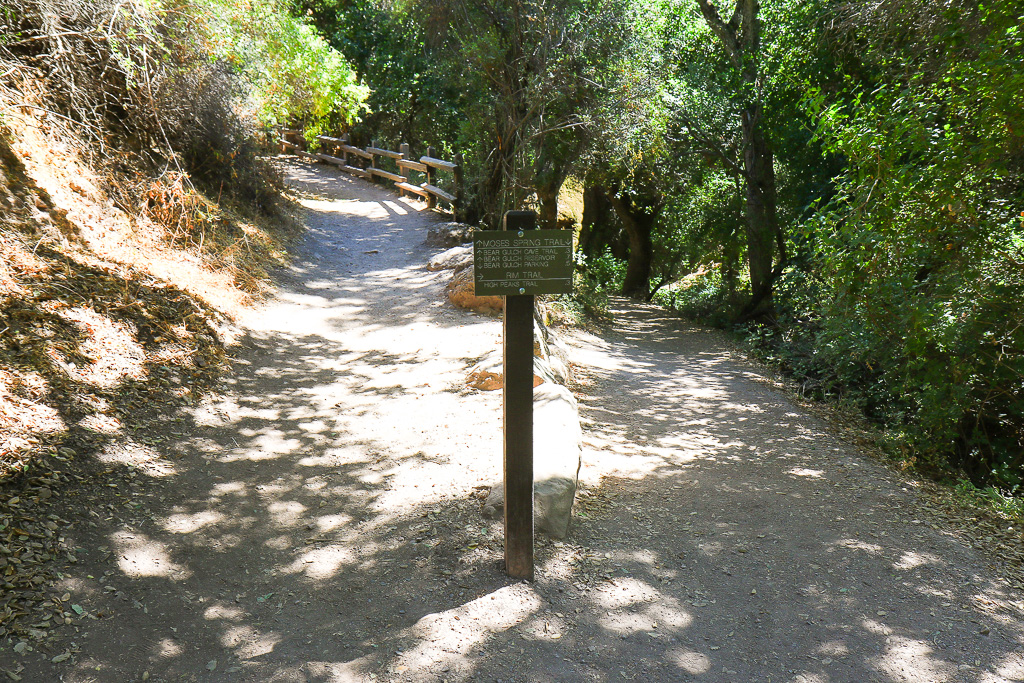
[[447, 266, 503, 314], [466, 350, 556, 391], [482, 383, 582, 539], [543, 334, 574, 385], [531, 323, 574, 385], [427, 245, 473, 272]]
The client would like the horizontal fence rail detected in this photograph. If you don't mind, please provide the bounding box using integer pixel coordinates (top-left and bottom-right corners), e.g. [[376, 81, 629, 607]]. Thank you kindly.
[[277, 128, 462, 215]]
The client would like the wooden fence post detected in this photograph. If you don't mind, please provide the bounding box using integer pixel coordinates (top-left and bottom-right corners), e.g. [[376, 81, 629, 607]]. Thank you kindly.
[[369, 139, 378, 183], [454, 152, 464, 222], [399, 143, 410, 199], [341, 134, 349, 167], [425, 146, 437, 209], [503, 209, 536, 581]]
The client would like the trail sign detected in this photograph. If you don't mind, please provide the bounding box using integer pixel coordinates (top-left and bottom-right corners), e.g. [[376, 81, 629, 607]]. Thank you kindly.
[[473, 229, 573, 296]]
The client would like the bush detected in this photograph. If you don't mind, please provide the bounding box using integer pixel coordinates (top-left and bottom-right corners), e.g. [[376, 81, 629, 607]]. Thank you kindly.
[[208, 0, 369, 139], [0, 0, 367, 215], [654, 269, 734, 325], [797, 1, 1024, 489], [571, 249, 626, 318]]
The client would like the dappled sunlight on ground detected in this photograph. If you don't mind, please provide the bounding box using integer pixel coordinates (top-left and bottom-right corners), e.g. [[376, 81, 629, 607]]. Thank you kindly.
[[15, 161, 1022, 682], [111, 530, 190, 579], [869, 635, 952, 682], [561, 298, 1024, 682], [391, 584, 542, 674]]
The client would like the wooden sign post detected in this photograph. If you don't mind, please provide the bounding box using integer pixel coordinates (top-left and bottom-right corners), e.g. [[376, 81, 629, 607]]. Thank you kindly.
[[473, 211, 573, 581], [502, 210, 536, 580]]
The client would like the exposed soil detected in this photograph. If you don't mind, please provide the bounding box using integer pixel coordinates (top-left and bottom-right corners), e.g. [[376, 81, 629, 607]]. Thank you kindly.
[[2, 159, 1023, 682]]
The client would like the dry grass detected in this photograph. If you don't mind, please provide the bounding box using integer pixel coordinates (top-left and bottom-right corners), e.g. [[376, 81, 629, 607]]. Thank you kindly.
[[0, 105, 298, 481], [5, 110, 298, 316]]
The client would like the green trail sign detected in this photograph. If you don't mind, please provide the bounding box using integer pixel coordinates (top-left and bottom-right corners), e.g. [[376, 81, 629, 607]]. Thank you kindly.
[[473, 230, 573, 296]]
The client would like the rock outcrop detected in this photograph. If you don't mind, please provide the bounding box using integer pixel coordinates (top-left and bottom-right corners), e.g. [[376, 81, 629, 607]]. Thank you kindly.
[[446, 266, 503, 314], [427, 245, 473, 272], [426, 222, 473, 248], [475, 320, 581, 539]]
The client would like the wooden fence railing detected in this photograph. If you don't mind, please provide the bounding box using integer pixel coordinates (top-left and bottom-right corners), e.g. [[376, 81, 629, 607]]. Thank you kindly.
[[277, 129, 462, 214]]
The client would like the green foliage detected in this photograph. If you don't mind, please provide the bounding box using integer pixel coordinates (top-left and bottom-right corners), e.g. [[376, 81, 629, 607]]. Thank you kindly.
[[658, 0, 838, 313], [953, 479, 1024, 524], [449, 0, 636, 226], [658, 168, 743, 285], [795, 0, 1024, 488], [646, 0, 1024, 492], [209, 0, 369, 134], [295, 0, 461, 145], [1, 0, 366, 210], [300, 0, 640, 226], [653, 269, 733, 325], [572, 249, 626, 318]]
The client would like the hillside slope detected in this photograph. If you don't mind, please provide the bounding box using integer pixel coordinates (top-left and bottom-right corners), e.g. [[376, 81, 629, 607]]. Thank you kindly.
[[0, 113, 294, 642]]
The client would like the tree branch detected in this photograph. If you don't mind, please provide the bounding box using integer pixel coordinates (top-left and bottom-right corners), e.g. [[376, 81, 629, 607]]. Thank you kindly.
[[4, 30, 105, 48], [694, 0, 742, 69], [671, 110, 750, 181]]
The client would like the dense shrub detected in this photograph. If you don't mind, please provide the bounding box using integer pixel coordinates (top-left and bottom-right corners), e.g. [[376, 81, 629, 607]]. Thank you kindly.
[[796, 1, 1024, 488], [208, 0, 369, 142], [0, 0, 366, 213], [572, 249, 626, 317]]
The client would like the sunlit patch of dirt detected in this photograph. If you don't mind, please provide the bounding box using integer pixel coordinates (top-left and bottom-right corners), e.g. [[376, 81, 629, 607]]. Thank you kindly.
[[53, 307, 146, 388], [0, 369, 65, 451]]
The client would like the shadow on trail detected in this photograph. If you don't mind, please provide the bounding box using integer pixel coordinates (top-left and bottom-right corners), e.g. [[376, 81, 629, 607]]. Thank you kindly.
[[15, 161, 1022, 682], [23, 161, 527, 682], [563, 298, 1024, 682]]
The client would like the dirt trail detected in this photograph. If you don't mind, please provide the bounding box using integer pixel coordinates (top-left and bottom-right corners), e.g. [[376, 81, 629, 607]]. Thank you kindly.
[[567, 301, 1024, 682], [5, 160, 1023, 682]]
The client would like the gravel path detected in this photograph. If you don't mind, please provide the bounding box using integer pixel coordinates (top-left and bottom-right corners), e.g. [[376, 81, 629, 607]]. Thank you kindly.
[[5, 160, 1022, 682]]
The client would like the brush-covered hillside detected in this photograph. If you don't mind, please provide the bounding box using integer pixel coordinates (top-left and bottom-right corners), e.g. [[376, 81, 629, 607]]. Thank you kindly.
[[0, 0, 365, 639]]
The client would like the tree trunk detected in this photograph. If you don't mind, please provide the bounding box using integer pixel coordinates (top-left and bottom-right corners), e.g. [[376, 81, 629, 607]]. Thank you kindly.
[[740, 104, 779, 319], [694, 0, 784, 322], [532, 138, 566, 229], [579, 180, 616, 258], [479, 112, 520, 229], [534, 157, 566, 230], [607, 190, 660, 300]]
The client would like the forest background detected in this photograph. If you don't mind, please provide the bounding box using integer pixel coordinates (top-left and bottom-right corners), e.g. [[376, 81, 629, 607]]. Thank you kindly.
[[2, 0, 1021, 509]]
